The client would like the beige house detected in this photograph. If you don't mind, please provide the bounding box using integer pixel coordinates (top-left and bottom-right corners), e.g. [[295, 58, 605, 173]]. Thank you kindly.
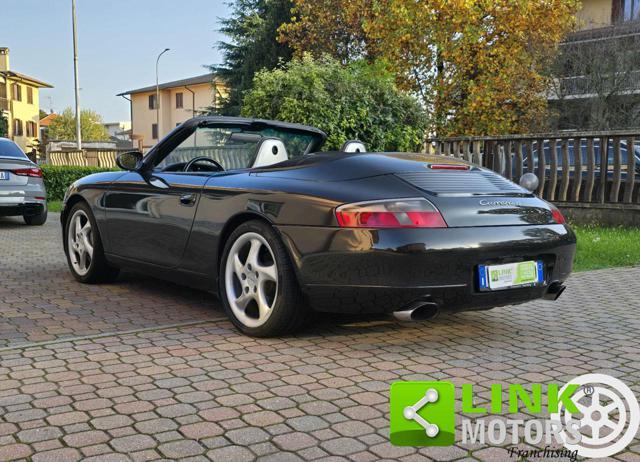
[[577, 0, 639, 29], [0, 47, 53, 151], [118, 73, 226, 151]]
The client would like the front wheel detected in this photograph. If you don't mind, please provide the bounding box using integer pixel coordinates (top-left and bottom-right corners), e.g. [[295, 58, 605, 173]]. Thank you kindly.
[[65, 202, 119, 283], [219, 220, 308, 337]]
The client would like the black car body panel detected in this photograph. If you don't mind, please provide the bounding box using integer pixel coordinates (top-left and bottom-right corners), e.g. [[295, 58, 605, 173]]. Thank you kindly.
[[61, 116, 576, 315]]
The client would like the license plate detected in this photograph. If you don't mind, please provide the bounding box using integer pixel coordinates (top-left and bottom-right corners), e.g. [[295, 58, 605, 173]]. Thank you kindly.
[[478, 261, 544, 290], [0, 171, 8, 180]]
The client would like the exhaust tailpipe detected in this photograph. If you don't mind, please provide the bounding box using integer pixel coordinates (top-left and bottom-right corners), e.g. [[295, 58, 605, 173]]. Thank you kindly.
[[544, 281, 566, 301], [393, 301, 440, 322]]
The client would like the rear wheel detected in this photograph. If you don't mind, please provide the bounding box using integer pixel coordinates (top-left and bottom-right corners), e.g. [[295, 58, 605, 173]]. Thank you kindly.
[[219, 220, 308, 337], [65, 202, 119, 283], [24, 207, 47, 226]]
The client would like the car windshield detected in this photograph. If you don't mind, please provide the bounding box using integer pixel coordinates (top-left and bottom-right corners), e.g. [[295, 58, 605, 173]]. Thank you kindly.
[[155, 125, 320, 171], [0, 139, 28, 160]]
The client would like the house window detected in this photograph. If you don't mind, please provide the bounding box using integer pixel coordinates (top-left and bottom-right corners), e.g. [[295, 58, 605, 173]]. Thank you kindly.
[[152, 123, 158, 139], [615, 0, 640, 21], [176, 92, 183, 109], [13, 119, 23, 136], [149, 94, 157, 110], [25, 121, 37, 137], [624, 0, 640, 20], [12, 83, 22, 101], [27, 87, 33, 104]]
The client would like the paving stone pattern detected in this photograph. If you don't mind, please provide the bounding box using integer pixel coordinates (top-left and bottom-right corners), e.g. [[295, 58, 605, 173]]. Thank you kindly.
[[1, 213, 639, 460]]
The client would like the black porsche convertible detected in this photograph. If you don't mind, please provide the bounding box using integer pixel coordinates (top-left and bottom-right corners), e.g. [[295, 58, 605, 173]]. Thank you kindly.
[[61, 116, 576, 337]]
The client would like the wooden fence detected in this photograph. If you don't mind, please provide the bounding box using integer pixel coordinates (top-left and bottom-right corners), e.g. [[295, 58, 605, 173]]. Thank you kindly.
[[47, 150, 125, 169], [425, 130, 640, 204], [47, 132, 640, 205]]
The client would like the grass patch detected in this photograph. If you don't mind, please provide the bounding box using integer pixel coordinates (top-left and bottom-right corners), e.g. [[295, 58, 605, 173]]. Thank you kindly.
[[47, 201, 62, 213], [573, 225, 640, 272]]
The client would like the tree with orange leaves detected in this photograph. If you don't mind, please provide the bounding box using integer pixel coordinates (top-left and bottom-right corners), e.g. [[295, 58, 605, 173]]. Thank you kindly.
[[279, 0, 580, 136]]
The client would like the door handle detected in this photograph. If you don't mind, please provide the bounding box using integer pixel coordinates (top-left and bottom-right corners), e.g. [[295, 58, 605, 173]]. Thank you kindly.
[[180, 194, 196, 205]]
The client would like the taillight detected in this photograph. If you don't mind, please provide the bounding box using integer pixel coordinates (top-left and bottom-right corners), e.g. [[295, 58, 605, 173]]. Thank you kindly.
[[335, 198, 447, 228], [12, 167, 42, 178], [549, 205, 566, 224], [428, 163, 470, 171]]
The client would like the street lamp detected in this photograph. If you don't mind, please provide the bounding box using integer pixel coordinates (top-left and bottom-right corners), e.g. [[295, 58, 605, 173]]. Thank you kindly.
[[155, 48, 170, 139], [71, 0, 81, 149]]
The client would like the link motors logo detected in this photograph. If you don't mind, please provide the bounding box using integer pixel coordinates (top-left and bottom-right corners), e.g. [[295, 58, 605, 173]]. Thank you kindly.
[[390, 373, 640, 459]]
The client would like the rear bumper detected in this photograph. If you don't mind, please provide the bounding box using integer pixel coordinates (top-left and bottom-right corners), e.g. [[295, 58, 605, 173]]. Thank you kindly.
[[276, 224, 576, 314], [0, 201, 46, 217]]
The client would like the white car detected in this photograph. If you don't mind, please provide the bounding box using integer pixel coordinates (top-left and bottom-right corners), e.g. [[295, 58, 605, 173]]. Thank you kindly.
[[0, 138, 47, 225]]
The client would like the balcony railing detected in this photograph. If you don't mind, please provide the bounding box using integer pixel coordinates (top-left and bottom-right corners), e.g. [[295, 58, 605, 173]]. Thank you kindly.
[[556, 70, 640, 98]]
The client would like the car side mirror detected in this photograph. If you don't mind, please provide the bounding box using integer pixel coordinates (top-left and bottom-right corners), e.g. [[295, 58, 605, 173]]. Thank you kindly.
[[116, 151, 143, 171]]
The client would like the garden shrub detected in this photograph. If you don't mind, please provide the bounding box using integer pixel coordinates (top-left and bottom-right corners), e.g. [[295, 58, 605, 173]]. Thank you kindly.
[[41, 165, 119, 201], [241, 55, 427, 152]]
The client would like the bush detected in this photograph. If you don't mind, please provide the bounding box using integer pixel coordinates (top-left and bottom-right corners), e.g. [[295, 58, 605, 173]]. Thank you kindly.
[[41, 165, 118, 201], [241, 55, 427, 152]]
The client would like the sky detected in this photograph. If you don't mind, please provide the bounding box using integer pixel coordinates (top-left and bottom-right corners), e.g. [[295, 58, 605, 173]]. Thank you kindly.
[[1, 0, 231, 122]]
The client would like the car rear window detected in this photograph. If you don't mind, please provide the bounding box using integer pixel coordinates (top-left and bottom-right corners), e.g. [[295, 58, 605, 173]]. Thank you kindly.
[[0, 139, 28, 159]]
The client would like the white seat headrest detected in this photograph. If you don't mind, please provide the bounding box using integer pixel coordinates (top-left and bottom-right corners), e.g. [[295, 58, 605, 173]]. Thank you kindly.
[[252, 139, 288, 168], [341, 140, 367, 153]]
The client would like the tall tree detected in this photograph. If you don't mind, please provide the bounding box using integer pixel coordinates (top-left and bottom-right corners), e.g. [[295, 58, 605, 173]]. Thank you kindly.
[[549, 26, 640, 130], [214, 0, 294, 115], [278, 0, 375, 63], [48, 108, 109, 141], [279, 0, 579, 136]]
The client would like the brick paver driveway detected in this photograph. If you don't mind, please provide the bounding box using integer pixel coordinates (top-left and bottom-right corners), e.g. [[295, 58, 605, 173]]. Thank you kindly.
[[1, 214, 639, 461]]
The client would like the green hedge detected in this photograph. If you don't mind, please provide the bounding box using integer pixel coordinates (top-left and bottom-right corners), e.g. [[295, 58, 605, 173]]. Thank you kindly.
[[41, 165, 119, 201]]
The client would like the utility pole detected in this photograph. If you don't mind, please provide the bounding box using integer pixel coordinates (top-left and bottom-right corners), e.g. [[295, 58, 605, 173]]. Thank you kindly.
[[71, 0, 81, 149], [155, 48, 170, 140]]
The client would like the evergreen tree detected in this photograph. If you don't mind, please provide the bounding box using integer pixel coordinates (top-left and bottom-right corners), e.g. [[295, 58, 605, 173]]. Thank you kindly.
[[213, 0, 293, 115]]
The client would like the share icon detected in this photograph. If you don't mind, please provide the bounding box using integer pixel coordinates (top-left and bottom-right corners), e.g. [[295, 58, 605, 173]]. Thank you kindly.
[[402, 388, 440, 437]]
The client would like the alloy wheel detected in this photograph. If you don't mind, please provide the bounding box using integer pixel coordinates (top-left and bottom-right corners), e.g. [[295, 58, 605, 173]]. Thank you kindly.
[[67, 210, 94, 276], [224, 232, 278, 328]]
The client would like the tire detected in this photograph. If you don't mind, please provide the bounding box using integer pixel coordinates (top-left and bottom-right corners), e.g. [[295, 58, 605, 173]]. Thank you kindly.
[[219, 220, 308, 337], [65, 201, 119, 283], [24, 207, 47, 226]]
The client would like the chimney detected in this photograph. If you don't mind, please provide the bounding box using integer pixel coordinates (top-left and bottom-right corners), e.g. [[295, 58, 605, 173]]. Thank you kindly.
[[0, 47, 9, 72]]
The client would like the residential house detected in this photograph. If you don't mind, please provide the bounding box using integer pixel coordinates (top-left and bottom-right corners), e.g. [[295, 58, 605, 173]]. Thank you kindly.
[[39, 112, 58, 139], [103, 121, 133, 149], [103, 121, 131, 139], [577, 0, 640, 29], [551, 0, 640, 129], [117, 73, 227, 151], [0, 47, 53, 151]]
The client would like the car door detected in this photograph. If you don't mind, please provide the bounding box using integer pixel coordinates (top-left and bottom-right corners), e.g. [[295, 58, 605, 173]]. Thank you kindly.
[[104, 126, 212, 268], [104, 171, 206, 268]]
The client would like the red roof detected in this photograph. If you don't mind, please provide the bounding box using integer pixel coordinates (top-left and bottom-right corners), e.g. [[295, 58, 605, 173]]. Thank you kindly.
[[39, 113, 58, 127]]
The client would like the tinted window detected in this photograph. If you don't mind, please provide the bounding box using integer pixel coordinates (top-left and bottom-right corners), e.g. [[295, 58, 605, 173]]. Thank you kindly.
[[0, 139, 28, 159]]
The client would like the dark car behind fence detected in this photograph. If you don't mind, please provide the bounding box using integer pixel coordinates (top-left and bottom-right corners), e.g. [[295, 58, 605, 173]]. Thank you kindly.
[[426, 131, 640, 206]]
